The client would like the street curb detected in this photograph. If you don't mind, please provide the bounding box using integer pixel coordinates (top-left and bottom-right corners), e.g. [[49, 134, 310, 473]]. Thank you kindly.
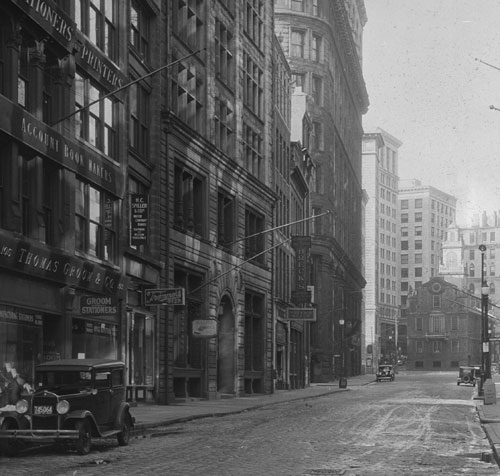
[[130, 385, 366, 436]]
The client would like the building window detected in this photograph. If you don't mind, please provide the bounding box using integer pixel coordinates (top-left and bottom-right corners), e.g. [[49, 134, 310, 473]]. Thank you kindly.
[[243, 123, 263, 180], [312, 34, 322, 62], [130, 0, 150, 60], [217, 189, 235, 249], [245, 207, 265, 264], [291, 0, 304, 11], [416, 340, 423, 353], [245, 292, 265, 384], [170, 58, 205, 133], [292, 72, 305, 91], [432, 295, 441, 308], [401, 199, 408, 209], [451, 340, 459, 353], [469, 263, 475, 277], [243, 52, 263, 118], [312, 0, 322, 16], [490, 248, 496, 259], [401, 241, 408, 251], [415, 226, 422, 236], [313, 121, 323, 150], [173, 268, 204, 369], [490, 282, 496, 295], [172, 0, 205, 51], [431, 315, 444, 334], [174, 164, 205, 237], [75, 73, 116, 158], [214, 98, 234, 154], [415, 240, 422, 250], [469, 249, 475, 260], [415, 267, 422, 277], [414, 253, 422, 264], [401, 268, 408, 278], [76, 0, 117, 60], [215, 19, 234, 89], [75, 180, 117, 262], [401, 226, 408, 237], [312, 75, 322, 105], [415, 212, 422, 222], [491, 232, 496, 241], [415, 198, 422, 208], [244, 0, 263, 48], [129, 80, 150, 158], [291, 29, 305, 58], [433, 342, 442, 353], [401, 213, 408, 223]]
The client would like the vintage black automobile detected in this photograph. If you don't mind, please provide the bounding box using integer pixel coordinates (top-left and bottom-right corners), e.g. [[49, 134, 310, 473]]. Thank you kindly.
[[376, 364, 395, 382], [456, 365, 481, 386], [0, 359, 134, 456]]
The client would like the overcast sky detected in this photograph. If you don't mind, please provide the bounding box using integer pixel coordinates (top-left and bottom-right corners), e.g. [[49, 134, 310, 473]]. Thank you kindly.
[[362, 0, 500, 226]]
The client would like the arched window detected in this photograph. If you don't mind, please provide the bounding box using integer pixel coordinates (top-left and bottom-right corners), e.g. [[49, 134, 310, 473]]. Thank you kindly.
[[469, 263, 475, 277]]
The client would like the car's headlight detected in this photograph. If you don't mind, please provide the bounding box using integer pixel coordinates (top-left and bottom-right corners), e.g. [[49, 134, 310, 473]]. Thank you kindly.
[[57, 400, 70, 415], [16, 399, 29, 414]]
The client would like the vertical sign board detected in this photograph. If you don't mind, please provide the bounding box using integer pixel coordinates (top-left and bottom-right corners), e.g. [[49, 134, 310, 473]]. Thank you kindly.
[[130, 194, 149, 246], [291, 236, 312, 304]]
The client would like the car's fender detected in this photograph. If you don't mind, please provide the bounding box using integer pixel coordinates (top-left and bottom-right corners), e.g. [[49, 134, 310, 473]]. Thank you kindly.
[[0, 412, 30, 430], [63, 410, 101, 436], [114, 402, 134, 429]]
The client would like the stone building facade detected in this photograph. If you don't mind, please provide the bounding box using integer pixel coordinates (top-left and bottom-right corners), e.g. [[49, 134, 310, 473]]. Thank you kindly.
[[275, 0, 369, 381]]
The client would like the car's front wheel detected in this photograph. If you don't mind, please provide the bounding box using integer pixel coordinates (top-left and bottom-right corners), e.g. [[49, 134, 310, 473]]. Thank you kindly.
[[117, 413, 132, 446], [75, 419, 92, 455], [0, 419, 21, 457]]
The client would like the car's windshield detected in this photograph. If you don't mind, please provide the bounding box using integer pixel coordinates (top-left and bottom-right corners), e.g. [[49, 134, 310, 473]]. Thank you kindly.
[[36, 370, 92, 389]]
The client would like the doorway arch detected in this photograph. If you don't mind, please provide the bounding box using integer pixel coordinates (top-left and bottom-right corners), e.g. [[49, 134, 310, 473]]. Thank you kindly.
[[217, 295, 235, 395]]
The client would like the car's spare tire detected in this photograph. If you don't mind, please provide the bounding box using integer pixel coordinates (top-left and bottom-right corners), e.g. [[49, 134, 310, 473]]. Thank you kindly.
[[463, 375, 471, 384]]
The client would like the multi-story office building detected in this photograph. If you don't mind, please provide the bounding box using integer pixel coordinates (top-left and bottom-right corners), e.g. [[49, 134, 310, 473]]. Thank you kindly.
[[272, 35, 314, 390], [164, 1, 278, 401], [275, 0, 369, 381], [0, 1, 162, 399], [398, 180, 457, 358], [399, 180, 457, 307], [362, 129, 401, 369]]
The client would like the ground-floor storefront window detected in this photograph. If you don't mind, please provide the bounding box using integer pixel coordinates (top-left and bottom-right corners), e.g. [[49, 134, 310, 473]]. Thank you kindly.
[[72, 318, 118, 360], [0, 306, 44, 399]]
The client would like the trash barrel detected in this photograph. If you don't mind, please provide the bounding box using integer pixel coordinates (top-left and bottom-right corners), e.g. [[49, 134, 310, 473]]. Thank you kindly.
[[339, 377, 347, 389]]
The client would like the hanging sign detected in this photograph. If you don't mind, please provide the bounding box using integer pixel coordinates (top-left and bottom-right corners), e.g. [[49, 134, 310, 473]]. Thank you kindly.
[[144, 288, 185, 306], [130, 194, 149, 246]]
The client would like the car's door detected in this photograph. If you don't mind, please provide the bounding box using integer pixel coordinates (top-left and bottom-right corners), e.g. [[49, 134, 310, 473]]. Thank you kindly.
[[93, 370, 113, 429]]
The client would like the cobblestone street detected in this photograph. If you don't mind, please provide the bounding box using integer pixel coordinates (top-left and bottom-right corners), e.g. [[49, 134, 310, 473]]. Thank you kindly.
[[1, 372, 499, 475]]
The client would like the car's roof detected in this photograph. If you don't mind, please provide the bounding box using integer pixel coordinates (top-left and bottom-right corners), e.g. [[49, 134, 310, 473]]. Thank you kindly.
[[36, 359, 125, 372]]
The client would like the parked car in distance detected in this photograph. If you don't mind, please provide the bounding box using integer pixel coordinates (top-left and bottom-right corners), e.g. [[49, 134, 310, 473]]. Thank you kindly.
[[0, 359, 134, 456], [376, 364, 395, 382], [456, 365, 481, 387]]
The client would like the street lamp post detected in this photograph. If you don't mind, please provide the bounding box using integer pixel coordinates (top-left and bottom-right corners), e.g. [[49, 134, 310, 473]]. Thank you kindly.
[[479, 244, 491, 396], [339, 318, 346, 388]]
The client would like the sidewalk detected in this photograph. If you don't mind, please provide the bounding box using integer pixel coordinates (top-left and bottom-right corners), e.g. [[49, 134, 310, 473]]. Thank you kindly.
[[475, 374, 500, 465], [130, 374, 376, 433]]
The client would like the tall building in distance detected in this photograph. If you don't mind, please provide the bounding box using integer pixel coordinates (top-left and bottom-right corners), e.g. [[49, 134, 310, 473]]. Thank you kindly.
[[275, 0, 369, 380], [362, 129, 401, 369], [398, 180, 457, 358]]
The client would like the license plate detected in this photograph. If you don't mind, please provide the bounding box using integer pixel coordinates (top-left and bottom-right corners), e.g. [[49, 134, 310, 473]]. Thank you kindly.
[[34, 405, 53, 415]]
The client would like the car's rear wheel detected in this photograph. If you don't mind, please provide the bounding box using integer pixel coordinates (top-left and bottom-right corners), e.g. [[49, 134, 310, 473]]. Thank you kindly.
[[75, 419, 92, 455], [0, 419, 21, 457], [117, 413, 132, 446]]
